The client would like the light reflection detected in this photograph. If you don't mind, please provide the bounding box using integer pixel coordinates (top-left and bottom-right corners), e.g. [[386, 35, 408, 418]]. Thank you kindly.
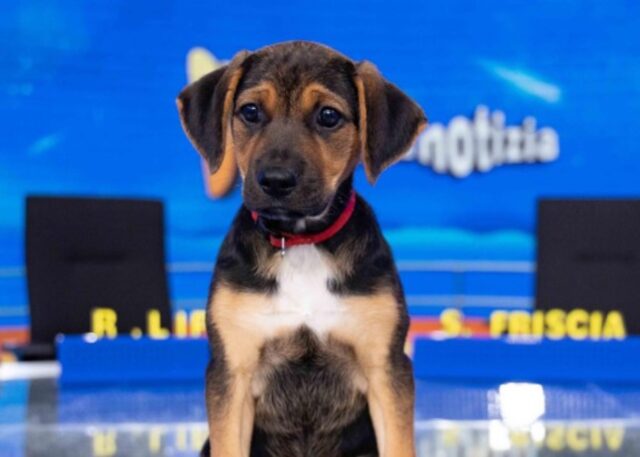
[[498, 382, 546, 429], [488, 420, 511, 451], [486, 382, 547, 452]]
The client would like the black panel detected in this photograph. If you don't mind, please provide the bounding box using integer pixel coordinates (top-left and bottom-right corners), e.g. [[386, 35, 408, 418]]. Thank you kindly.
[[25, 196, 171, 353], [536, 199, 640, 334]]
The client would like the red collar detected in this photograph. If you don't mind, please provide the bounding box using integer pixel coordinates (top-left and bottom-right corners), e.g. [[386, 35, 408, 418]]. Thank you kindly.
[[251, 191, 357, 249]]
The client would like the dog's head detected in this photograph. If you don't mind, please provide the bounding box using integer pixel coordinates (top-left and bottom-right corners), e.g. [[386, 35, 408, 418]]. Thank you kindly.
[[177, 41, 426, 222]]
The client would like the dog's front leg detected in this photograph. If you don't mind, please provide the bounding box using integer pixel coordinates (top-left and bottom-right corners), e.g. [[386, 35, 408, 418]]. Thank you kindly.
[[365, 355, 416, 457], [206, 287, 267, 457], [338, 294, 416, 457], [206, 361, 255, 457]]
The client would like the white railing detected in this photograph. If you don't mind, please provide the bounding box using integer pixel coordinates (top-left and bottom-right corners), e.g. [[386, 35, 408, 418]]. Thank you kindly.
[[0, 260, 536, 318]]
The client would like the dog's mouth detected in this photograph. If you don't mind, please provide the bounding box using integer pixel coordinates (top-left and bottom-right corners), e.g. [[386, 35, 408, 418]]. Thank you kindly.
[[250, 197, 335, 234], [257, 207, 305, 222]]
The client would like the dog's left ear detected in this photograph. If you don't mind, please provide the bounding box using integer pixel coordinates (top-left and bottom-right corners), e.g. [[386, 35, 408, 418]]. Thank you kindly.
[[176, 50, 249, 174], [355, 62, 427, 183]]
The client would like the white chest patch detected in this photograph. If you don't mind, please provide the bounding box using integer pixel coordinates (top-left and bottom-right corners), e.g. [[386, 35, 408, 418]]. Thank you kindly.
[[251, 245, 346, 337]]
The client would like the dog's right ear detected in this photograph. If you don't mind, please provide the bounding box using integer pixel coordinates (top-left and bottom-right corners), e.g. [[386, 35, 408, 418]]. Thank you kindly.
[[355, 61, 427, 183], [176, 51, 249, 173]]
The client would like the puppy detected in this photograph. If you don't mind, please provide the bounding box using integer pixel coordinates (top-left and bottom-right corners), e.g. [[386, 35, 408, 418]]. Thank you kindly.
[[177, 41, 426, 457]]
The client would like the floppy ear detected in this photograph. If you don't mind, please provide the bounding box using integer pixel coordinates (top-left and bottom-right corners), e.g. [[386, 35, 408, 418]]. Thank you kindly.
[[176, 51, 249, 174], [355, 61, 427, 183]]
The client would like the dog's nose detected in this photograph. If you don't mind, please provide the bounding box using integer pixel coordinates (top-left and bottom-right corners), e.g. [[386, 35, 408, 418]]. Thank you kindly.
[[257, 167, 298, 198]]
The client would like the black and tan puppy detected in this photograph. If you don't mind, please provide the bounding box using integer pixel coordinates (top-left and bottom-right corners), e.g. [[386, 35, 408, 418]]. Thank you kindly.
[[177, 41, 426, 457]]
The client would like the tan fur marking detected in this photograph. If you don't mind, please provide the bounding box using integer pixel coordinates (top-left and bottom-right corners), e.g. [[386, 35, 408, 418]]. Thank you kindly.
[[231, 84, 280, 179], [295, 82, 360, 192], [331, 131, 361, 190], [233, 122, 269, 179], [236, 82, 279, 117], [210, 286, 271, 372], [208, 373, 254, 457], [354, 64, 376, 182], [299, 82, 352, 117], [253, 242, 282, 279], [205, 54, 247, 197], [302, 124, 359, 194], [219, 67, 244, 165], [354, 74, 370, 179], [332, 294, 398, 368], [207, 286, 268, 457]]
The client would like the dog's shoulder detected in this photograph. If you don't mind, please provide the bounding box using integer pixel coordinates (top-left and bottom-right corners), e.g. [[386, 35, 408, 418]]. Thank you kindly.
[[213, 206, 277, 293], [324, 194, 402, 297]]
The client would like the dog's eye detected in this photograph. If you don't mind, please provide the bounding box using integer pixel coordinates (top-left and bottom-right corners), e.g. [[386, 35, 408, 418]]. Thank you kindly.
[[316, 107, 342, 129], [239, 103, 261, 124]]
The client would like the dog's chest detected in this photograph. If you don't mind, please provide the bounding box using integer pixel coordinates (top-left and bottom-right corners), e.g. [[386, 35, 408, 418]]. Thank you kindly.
[[254, 245, 346, 336]]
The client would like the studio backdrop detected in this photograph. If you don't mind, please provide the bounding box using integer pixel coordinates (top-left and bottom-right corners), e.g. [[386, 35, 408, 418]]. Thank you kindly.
[[1, 1, 639, 329]]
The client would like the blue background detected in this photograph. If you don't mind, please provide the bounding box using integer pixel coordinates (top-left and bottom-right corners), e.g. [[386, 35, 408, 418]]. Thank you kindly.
[[1, 1, 639, 327]]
